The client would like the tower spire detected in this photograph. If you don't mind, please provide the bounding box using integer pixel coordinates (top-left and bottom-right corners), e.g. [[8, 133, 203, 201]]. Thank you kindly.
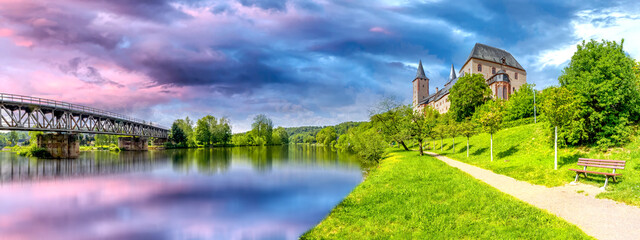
[[449, 64, 456, 81], [416, 60, 427, 79]]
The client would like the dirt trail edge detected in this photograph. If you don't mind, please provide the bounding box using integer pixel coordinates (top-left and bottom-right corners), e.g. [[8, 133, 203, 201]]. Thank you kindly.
[[425, 151, 640, 240]]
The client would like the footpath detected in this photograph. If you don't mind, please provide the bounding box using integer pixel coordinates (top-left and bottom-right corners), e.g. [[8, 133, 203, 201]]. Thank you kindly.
[[425, 151, 640, 240]]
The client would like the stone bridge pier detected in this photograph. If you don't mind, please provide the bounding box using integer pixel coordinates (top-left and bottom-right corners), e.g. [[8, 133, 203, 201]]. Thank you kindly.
[[37, 133, 80, 159], [118, 137, 149, 151]]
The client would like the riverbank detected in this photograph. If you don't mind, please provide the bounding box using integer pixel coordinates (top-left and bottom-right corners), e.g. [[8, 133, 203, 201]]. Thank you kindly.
[[302, 149, 591, 239]]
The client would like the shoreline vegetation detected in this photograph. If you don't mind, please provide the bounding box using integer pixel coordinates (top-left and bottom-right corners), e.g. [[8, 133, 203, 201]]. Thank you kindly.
[[302, 150, 592, 239]]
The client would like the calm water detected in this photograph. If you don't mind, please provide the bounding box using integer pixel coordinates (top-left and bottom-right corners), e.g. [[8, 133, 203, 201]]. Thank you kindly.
[[0, 146, 363, 240]]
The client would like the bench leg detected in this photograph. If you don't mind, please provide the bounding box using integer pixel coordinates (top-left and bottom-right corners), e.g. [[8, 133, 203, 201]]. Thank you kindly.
[[601, 176, 609, 190], [571, 173, 580, 185]]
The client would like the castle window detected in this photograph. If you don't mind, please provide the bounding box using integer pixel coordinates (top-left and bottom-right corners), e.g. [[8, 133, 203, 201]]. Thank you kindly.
[[492, 67, 496, 74], [515, 72, 518, 79], [477, 64, 482, 71]]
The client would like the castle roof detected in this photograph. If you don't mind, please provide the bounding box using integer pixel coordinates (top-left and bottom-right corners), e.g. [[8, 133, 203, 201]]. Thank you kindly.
[[465, 43, 524, 71], [419, 74, 458, 105], [415, 60, 428, 80]]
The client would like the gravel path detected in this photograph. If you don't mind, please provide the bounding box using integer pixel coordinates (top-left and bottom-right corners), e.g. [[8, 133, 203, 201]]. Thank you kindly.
[[425, 151, 640, 240]]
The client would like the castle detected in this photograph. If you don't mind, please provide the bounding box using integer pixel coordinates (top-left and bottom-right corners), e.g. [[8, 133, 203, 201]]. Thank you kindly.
[[412, 43, 527, 114]]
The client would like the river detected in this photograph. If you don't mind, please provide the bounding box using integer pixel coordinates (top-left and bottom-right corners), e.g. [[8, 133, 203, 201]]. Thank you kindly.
[[0, 145, 363, 240]]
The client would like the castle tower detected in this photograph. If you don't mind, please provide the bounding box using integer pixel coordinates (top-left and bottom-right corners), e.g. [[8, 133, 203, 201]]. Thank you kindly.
[[412, 60, 429, 107], [449, 64, 457, 80]]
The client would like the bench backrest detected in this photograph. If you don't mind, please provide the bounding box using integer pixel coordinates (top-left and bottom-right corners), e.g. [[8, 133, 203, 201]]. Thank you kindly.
[[577, 158, 626, 170]]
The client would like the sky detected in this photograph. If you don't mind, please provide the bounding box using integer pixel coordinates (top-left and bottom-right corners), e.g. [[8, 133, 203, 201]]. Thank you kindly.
[[1, 0, 640, 132]]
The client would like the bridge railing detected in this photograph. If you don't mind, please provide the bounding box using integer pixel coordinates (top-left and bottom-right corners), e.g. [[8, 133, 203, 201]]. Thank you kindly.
[[0, 93, 167, 130]]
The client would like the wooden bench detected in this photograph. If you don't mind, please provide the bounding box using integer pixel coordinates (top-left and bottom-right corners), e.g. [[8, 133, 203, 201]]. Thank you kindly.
[[569, 158, 625, 189]]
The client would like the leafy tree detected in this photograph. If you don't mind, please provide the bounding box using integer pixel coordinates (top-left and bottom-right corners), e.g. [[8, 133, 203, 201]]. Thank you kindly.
[[8, 131, 18, 146], [558, 39, 640, 148], [303, 135, 315, 144], [447, 117, 460, 153], [434, 124, 447, 151], [214, 117, 232, 145], [449, 73, 491, 122], [370, 97, 411, 150], [170, 121, 188, 145], [0, 135, 7, 148], [252, 114, 273, 145], [541, 87, 581, 170], [504, 83, 535, 121], [459, 119, 477, 157], [406, 105, 439, 156], [474, 100, 504, 162], [316, 127, 337, 146], [337, 122, 386, 165], [272, 127, 289, 145], [195, 116, 214, 146]]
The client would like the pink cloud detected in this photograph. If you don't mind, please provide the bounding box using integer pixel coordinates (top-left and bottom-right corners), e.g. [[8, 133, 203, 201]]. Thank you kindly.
[[369, 27, 391, 35]]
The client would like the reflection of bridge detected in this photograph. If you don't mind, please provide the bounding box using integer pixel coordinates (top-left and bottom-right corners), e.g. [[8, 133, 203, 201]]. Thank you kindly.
[[0, 93, 169, 158]]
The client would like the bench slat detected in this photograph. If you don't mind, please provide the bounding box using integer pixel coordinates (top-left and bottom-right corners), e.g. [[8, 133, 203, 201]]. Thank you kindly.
[[576, 163, 625, 169], [578, 158, 626, 163], [578, 162, 625, 166], [578, 160, 625, 165], [569, 169, 621, 176]]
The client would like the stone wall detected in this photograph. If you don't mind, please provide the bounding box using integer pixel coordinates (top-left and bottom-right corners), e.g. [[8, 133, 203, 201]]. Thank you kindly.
[[37, 134, 80, 159], [118, 137, 148, 151]]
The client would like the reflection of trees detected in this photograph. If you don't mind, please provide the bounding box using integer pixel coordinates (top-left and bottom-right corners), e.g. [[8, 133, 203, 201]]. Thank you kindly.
[[0, 151, 171, 183], [169, 148, 231, 174], [0, 146, 361, 183]]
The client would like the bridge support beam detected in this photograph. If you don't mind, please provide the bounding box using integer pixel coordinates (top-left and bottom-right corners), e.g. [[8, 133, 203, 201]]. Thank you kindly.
[[151, 138, 168, 146], [118, 137, 148, 151], [37, 133, 80, 159]]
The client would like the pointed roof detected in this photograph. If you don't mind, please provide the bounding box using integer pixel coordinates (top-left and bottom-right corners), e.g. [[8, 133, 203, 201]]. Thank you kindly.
[[465, 43, 525, 71], [415, 60, 427, 80], [449, 64, 456, 81]]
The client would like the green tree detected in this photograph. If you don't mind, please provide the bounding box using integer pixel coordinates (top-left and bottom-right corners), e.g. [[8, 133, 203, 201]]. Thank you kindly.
[[170, 121, 188, 145], [0, 135, 7, 148], [303, 135, 315, 144], [541, 87, 581, 170], [459, 119, 477, 157], [212, 117, 232, 145], [8, 131, 18, 146], [449, 73, 492, 122], [504, 83, 535, 121], [370, 97, 411, 150], [447, 117, 460, 153], [316, 127, 337, 146], [406, 105, 439, 156], [195, 116, 214, 146], [474, 100, 504, 162], [272, 127, 289, 145], [252, 114, 273, 145], [434, 124, 447, 151], [558, 39, 640, 148]]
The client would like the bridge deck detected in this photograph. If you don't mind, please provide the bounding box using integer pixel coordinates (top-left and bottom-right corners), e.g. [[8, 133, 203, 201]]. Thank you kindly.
[[0, 93, 168, 138]]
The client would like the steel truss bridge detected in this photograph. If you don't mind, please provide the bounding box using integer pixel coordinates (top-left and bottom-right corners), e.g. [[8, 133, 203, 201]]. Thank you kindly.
[[0, 93, 168, 138]]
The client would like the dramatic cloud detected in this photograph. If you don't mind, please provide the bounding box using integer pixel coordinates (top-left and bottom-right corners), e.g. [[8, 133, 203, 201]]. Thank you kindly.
[[0, 0, 639, 132]]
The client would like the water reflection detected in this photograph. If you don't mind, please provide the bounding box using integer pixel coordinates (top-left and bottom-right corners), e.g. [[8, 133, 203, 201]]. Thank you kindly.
[[0, 145, 362, 240]]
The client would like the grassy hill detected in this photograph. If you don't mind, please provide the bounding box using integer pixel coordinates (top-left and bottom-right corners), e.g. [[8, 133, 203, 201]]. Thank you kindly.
[[429, 123, 640, 207]]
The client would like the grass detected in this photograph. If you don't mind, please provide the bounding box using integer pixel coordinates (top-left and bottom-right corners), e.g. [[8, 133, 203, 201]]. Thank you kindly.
[[302, 149, 592, 239], [429, 123, 640, 207]]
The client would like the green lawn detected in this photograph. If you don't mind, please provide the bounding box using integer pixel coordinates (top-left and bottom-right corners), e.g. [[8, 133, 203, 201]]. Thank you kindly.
[[429, 123, 640, 207], [302, 150, 592, 239]]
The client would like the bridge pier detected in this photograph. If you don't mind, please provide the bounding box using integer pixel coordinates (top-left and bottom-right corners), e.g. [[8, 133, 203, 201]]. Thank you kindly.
[[37, 133, 80, 159], [118, 137, 148, 151], [151, 138, 168, 146]]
